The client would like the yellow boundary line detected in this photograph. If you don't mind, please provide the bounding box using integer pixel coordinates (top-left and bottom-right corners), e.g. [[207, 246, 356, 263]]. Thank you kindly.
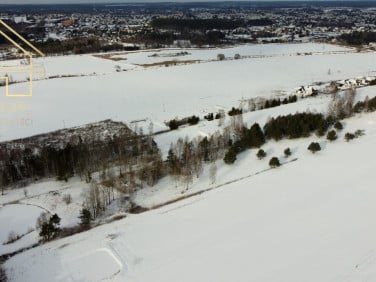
[[0, 20, 44, 97]]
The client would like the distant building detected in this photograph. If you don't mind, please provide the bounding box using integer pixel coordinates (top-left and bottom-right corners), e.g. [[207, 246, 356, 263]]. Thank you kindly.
[[62, 19, 75, 27]]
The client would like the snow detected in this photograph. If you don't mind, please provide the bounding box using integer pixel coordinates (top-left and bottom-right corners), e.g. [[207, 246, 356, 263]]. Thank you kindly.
[[0, 204, 42, 255], [4, 110, 376, 282], [2, 43, 376, 282], [0, 178, 91, 255], [0, 43, 374, 143], [111, 43, 351, 65]]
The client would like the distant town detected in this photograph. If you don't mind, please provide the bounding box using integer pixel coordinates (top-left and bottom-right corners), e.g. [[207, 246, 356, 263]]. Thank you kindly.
[[1, 1, 376, 58]]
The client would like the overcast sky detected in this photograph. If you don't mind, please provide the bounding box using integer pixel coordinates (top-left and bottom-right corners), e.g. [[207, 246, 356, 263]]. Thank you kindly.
[[1, 0, 122, 4], [0, 0, 343, 4], [0, 0, 367, 4]]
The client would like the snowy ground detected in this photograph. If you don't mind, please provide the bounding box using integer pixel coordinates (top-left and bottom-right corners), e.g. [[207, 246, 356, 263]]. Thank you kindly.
[[1, 43, 375, 142], [4, 110, 376, 282], [133, 87, 375, 207], [0, 178, 90, 255], [2, 43, 376, 281]]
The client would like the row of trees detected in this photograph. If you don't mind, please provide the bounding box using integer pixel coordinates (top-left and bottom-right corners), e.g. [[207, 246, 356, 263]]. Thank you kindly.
[[339, 31, 376, 46], [35, 38, 138, 55], [353, 95, 376, 113], [263, 112, 331, 141], [168, 95, 299, 131]]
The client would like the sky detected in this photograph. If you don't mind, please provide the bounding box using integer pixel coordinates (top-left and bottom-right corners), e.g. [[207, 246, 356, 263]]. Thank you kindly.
[[0, 0, 359, 4], [0, 0, 368, 4]]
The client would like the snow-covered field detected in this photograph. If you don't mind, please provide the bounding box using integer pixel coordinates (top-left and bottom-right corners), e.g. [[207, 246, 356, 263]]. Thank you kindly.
[[4, 109, 376, 282], [1, 43, 375, 142], [2, 43, 376, 282]]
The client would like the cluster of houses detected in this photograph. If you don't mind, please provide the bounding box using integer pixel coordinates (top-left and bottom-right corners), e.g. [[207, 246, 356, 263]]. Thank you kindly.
[[295, 76, 376, 97], [1, 4, 376, 49]]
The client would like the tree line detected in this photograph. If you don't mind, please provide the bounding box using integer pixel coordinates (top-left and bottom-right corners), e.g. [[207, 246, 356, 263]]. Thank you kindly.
[[339, 31, 376, 46], [35, 38, 139, 55], [0, 131, 160, 191]]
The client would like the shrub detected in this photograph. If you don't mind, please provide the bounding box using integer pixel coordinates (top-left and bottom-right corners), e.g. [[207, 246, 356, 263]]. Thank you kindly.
[[256, 149, 266, 160], [326, 130, 337, 141], [344, 132, 355, 142], [308, 142, 321, 154], [284, 147, 291, 157], [334, 121, 343, 130], [217, 53, 225, 61], [269, 157, 280, 168], [354, 129, 365, 137]]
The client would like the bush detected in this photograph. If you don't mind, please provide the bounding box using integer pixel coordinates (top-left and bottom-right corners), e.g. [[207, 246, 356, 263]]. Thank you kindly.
[[334, 121, 343, 130], [269, 157, 280, 168], [224, 148, 237, 164], [256, 149, 266, 160], [326, 130, 337, 141], [344, 132, 355, 142], [284, 147, 291, 157], [308, 142, 321, 154], [354, 129, 365, 137], [217, 53, 225, 61]]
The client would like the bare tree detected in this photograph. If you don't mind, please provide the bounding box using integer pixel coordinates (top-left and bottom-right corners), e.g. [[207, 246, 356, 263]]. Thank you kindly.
[[0, 172, 4, 196], [218, 109, 225, 127], [181, 166, 193, 190], [209, 162, 217, 184], [84, 181, 102, 219]]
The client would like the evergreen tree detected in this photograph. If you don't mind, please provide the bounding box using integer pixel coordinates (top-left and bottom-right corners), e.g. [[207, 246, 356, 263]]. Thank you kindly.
[[39, 213, 61, 241], [344, 132, 355, 142], [168, 119, 179, 130], [247, 123, 265, 148], [284, 147, 291, 157], [269, 157, 280, 168], [224, 148, 237, 164], [326, 130, 337, 141], [79, 208, 91, 229], [256, 149, 267, 160], [334, 121, 343, 130], [308, 142, 321, 154]]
